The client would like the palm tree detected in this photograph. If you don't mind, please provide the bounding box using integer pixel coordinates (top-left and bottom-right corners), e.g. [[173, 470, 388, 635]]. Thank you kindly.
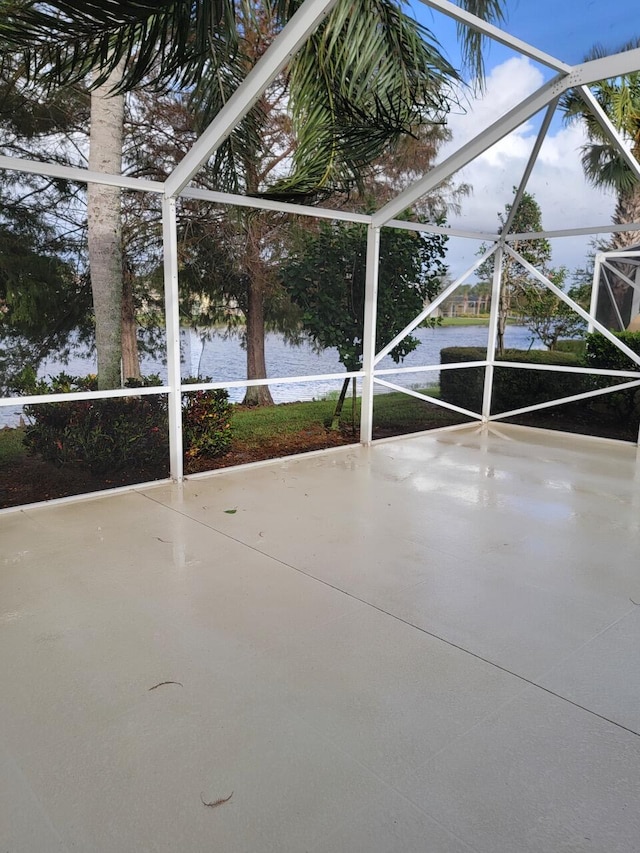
[[561, 40, 640, 327], [1, 0, 506, 393]]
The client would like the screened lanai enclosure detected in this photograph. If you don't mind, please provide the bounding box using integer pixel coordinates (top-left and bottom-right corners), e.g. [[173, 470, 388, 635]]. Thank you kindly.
[[1, 2, 640, 852], [1, 0, 640, 499]]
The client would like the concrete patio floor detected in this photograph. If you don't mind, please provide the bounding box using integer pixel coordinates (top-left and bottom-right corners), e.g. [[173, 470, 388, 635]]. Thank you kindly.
[[1, 422, 640, 852]]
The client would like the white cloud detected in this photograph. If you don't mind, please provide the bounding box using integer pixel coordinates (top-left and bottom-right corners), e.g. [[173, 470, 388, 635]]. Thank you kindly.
[[437, 57, 616, 276]]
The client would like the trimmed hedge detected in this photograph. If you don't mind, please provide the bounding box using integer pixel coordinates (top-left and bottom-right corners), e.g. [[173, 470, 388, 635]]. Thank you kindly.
[[584, 332, 640, 421], [440, 347, 586, 414], [439, 348, 485, 413], [584, 331, 640, 371]]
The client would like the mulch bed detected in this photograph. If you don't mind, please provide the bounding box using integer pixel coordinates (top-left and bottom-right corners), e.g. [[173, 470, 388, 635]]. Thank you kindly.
[[1, 414, 635, 510], [0, 424, 357, 509]]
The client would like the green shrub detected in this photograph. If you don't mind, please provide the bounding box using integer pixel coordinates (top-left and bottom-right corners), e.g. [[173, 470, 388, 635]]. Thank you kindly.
[[23, 375, 169, 474], [440, 347, 586, 414], [21, 374, 233, 473], [182, 385, 233, 462], [584, 332, 640, 422], [439, 348, 486, 413], [492, 349, 586, 414], [584, 331, 640, 371]]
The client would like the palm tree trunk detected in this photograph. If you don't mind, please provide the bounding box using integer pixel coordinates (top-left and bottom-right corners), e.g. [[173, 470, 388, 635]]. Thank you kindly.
[[88, 66, 125, 390]]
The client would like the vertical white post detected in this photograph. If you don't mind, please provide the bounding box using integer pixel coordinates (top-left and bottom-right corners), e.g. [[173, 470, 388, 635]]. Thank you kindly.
[[162, 196, 184, 481], [360, 224, 381, 444], [482, 244, 504, 421], [588, 253, 602, 334]]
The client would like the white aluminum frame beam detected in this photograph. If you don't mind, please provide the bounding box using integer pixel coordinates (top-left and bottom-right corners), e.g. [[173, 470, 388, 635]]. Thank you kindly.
[[385, 217, 496, 241], [164, 0, 339, 198], [373, 245, 498, 365], [578, 86, 640, 183], [374, 377, 482, 420], [0, 154, 164, 194], [504, 244, 640, 368], [502, 101, 558, 235], [162, 197, 184, 481], [506, 222, 640, 241], [372, 74, 567, 226], [180, 186, 369, 223], [601, 259, 640, 293], [360, 226, 381, 444], [490, 379, 640, 423], [373, 47, 640, 229], [418, 0, 570, 73]]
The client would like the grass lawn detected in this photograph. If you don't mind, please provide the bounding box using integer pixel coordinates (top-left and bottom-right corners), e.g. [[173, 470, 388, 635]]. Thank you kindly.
[[0, 427, 26, 465], [231, 385, 459, 445], [438, 316, 491, 326]]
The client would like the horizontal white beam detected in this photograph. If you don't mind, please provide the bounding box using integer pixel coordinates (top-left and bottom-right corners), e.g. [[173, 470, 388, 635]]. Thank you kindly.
[[180, 187, 370, 224], [180, 371, 362, 393], [573, 48, 640, 87], [496, 361, 640, 378], [418, 0, 570, 72], [374, 360, 488, 375], [0, 154, 164, 193], [506, 222, 640, 241], [599, 249, 640, 258], [165, 0, 338, 197], [0, 385, 169, 408], [385, 217, 496, 241]]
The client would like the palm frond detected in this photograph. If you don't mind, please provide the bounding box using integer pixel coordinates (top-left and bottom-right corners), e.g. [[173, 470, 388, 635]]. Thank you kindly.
[[581, 143, 639, 193], [1, 0, 239, 91], [270, 0, 457, 199], [455, 0, 505, 85]]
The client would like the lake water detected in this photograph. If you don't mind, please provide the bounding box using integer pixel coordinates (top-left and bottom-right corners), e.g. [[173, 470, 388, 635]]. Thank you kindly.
[[1, 324, 541, 427]]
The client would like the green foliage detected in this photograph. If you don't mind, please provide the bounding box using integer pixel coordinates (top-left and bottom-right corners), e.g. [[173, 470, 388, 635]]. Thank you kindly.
[[477, 190, 560, 353], [22, 374, 168, 474], [182, 386, 233, 461], [0, 217, 91, 393], [555, 339, 587, 356], [478, 190, 552, 281], [19, 373, 234, 473], [514, 276, 588, 350], [584, 331, 640, 371], [2, 0, 505, 199], [0, 425, 25, 465], [439, 347, 587, 414], [281, 218, 447, 371], [439, 348, 485, 412], [561, 40, 640, 194], [584, 331, 640, 421]]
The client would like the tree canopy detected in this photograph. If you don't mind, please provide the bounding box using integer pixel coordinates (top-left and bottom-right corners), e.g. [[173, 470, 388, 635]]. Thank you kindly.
[[280, 219, 447, 371]]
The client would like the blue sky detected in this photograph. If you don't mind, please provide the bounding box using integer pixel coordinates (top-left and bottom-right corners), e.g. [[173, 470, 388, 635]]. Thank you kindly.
[[410, 0, 640, 74], [402, 1, 640, 277]]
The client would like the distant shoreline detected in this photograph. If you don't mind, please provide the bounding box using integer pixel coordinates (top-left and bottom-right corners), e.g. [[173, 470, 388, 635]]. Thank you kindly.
[[438, 317, 491, 327]]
